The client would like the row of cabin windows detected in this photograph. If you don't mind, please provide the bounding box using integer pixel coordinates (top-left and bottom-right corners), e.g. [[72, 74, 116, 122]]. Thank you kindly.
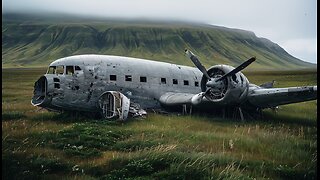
[[110, 74, 199, 87], [47, 65, 82, 75], [46, 66, 199, 86]]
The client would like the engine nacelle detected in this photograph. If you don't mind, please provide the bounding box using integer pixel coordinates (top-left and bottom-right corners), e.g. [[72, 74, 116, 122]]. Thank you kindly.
[[201, 65, 249, 106]]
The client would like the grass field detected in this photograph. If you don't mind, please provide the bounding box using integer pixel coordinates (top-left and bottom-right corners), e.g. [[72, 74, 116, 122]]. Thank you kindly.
[[2, 68, 317, 179]]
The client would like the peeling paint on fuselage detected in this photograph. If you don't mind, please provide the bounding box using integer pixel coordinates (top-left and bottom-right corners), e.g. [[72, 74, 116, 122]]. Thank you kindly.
[[46, 55, 204, 112]]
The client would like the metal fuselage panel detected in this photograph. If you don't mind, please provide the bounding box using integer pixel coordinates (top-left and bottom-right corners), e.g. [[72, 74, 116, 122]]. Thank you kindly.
[[46, 55, 203, 112]]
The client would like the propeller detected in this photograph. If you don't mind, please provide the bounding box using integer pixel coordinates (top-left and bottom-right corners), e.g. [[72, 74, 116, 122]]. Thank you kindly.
[[216, 57, 255, 81], [185, 49, 255, 97], [185, 49, 210, 79], [185, 49, 255, 83]]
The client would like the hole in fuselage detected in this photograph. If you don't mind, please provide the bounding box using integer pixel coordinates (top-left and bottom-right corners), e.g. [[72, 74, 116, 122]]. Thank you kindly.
[[53, 78, 60, 82], [54, 83, 60, 89]]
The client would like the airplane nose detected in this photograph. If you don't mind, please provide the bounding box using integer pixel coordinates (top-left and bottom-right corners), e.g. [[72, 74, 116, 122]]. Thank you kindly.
[[31, 76, 48, 106]]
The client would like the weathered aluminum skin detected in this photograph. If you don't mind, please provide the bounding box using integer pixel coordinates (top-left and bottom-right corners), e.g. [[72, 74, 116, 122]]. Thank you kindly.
[[31, 54, 317, 117], [32, 55, 203, 112]]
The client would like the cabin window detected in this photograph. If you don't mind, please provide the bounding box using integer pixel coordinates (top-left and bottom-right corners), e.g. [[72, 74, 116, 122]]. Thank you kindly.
[[125, 75, 132, 81], [161, 78, 166, 84], [75, 66, 82, 71], [66, 66, 74, 75], [47, 66, 56, 74], [140, 76, 147, 82], [184, 80, 189, 86], [173, 79, 178, 85], [195, 81, 199, 87], [110, 75, 117, 81], [56, 66, 64, 75]]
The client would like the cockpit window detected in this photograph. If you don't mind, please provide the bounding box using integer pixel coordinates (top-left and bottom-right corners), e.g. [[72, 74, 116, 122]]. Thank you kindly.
[[66, 66, 74, 75], [47, 66, 56, 74], [56, 66, 64, 75]]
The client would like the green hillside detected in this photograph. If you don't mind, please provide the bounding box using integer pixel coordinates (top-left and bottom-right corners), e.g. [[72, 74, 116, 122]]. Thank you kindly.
[[2, 13, 315, 69]]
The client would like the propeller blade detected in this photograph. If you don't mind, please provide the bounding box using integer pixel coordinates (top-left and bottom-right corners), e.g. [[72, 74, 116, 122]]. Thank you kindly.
[[216, 57, 255, 81], [185, 49, 211, 79]]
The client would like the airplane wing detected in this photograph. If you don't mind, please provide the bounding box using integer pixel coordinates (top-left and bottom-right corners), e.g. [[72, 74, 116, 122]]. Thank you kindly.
[[159, 86, 317, 109], [246, 85, 317, 108]]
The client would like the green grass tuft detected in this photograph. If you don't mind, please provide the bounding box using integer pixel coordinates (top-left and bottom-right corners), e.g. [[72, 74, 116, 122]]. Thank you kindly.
[[31, 123, 130, 158], [2, 111, 26, 120]]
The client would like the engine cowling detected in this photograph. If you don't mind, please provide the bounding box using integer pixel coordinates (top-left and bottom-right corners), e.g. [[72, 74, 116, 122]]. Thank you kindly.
[[200, 65, 249, 105], [185, 49, 255, 106]]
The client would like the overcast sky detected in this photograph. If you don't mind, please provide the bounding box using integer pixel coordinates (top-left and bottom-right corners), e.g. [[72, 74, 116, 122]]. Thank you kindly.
[[3, 0, 317, 64]]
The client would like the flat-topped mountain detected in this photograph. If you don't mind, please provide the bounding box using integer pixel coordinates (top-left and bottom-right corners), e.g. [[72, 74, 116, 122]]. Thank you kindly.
[[2, 13, 315, 69]]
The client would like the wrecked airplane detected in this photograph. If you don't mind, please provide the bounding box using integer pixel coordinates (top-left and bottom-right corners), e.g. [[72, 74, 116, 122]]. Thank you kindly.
[[32, 50, 317, 120]]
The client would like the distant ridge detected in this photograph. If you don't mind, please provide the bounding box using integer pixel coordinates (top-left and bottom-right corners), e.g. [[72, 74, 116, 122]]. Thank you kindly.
[[2, 13, 315, 69]]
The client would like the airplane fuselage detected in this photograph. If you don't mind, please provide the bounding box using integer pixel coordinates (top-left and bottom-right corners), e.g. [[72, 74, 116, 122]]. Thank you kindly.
[[31, 54, 317, 120], [33, 55, 204, 112]]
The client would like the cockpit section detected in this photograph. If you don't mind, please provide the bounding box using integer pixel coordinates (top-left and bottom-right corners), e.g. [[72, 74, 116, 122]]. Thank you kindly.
[[31, 73, 72, 111], [32, 64, 84, 108]]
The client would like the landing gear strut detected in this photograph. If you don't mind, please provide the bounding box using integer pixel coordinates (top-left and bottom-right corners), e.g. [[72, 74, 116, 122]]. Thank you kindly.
[[182, 104, 192, 115]]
